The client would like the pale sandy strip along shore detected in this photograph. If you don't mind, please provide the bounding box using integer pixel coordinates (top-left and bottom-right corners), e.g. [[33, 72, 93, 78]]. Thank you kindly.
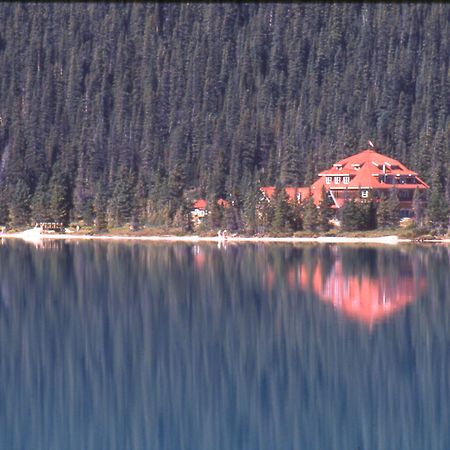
[[2, 228, 449, 245]]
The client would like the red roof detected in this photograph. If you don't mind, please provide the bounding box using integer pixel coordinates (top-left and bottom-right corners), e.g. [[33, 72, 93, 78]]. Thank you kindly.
[[193, 199, 208, 210], [260, 186, 313, 203], [193, 198, 229, 210], [318, 149, 429, 190], [258, 149, 429, 209]]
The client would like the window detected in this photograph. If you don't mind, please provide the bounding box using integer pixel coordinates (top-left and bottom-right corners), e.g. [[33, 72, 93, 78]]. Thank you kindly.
[[398, 190, 413, 200], [326, 176, 332, 184], [343, 176, 350, 184], [335, 177, 341, 184], [361, 190, 368, 198]]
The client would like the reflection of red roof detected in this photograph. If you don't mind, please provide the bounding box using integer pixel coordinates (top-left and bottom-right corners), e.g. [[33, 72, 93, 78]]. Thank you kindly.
[[297, 259, 426, 325]]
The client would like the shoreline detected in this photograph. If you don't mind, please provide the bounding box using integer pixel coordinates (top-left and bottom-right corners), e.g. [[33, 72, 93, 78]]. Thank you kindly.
[[1, 228, 449, 245]]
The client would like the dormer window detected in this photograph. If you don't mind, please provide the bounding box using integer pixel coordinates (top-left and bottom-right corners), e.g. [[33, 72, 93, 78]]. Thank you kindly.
[[326, 176, 332, 184], [343, 176, 350, 184], [351, 163, 361, 171], [333, 164, 343, 171], [335, 176, 341, 184]]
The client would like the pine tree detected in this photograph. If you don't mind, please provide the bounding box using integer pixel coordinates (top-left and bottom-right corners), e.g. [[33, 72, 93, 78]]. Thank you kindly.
[[94, 178, 108, 231], [377, 189, 400, 229], [271, 184, 290, 232], [302, 197, 318, 232], [48, 166, 71, 226], [207, 198, 224, 230], [0, 186, 10, 226], [341, 199, 360, 231], [376, 193, 390, 229], [426, 181, 449, 233], [386, 188, 400, 226], [317, 186, 333, 232], [10, 180, 32, 227], [412, 187, 425, 227], [31, 174, 51, 224], [110, 167, 135, 226]]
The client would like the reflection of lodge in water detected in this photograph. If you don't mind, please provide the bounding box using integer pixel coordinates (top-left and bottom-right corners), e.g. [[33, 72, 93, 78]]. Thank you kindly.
[[288, 250, 427, 325], [191, 245, 427, 325]]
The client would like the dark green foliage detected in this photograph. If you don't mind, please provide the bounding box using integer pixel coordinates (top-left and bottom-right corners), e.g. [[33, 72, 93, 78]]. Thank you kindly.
[[341, 199, 377, 231], [271, 184, 291, 232], [224, 202, 240, 232], [426, 181, 449, 233], [94, 178, 108, 232], [172, 197, 194, 232], [48, 165, 71, 226], [412, 187, 426, 227], [0, 4, 446, 228], [10, 180, 31, 226], [302, 197, 318, 232], [341, 200, 360, 231], [207, 198, 224, 230], [317, 186, 333, 232], [110, 168, 135, 227], [242, 187, 259, 234], [0, 187, 10, 226], [377, 190, 400, 229], [31, 174, 51, 224]]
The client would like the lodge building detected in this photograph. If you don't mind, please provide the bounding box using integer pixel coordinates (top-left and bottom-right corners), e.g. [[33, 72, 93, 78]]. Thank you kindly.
[[261, 148, 429, 218]]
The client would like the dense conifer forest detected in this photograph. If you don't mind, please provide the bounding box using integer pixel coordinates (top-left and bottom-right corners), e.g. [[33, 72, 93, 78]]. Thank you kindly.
[[0, 3, 448, 231]]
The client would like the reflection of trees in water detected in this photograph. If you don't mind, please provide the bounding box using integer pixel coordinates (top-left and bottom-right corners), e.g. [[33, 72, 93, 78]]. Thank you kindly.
[[0, 242, 448, 449], [0, 243, 450, 450]]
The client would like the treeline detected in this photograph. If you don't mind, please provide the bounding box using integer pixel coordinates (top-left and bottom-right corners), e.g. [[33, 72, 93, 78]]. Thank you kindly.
[[0, 3, 448, 230], [203, 186, 447, 235]]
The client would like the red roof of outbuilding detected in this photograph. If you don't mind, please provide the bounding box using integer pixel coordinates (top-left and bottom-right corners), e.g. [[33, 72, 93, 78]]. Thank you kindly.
[[193, 199, 208, 210], [193, 198, 229, 210]]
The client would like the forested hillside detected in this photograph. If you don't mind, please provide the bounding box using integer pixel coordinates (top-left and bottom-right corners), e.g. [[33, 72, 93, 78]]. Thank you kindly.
[[0, 3, 448, 229]]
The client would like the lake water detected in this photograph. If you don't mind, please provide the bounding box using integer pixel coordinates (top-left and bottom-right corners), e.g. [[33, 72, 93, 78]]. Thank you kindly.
[[0, 240, 449, 450]]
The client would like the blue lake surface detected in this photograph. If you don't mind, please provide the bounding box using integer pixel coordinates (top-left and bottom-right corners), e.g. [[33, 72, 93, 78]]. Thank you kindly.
[[0, 240, 449, 450]]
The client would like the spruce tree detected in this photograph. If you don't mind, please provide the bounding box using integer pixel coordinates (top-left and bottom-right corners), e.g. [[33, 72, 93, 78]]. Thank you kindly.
[[426, 182, 449, 233], [341, 199, 360, 231], [94, 179, 109, 232], [49, 168, 71, 226], [0, 187, 10, 226], [31, 174, 51, 224], [302, 197, 318, 232], [412, 187, 425, 227], [317, 186, 333, 232], [10, 180, 32, 227], [386, 188, 400, 227], [271, 184, 290, 232], [376, 193, 390, 229]]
